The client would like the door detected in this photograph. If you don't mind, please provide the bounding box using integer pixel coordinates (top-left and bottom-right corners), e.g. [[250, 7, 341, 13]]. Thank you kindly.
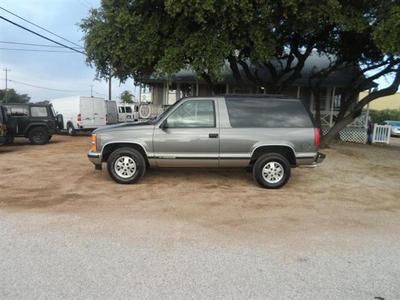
[[153, 99, 219, 167], [0, 107, 7, 143], [80, 98, 94, 128], [92, 99, 106, 127]]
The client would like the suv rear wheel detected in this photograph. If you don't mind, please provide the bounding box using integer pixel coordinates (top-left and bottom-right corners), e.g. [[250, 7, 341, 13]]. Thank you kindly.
[[107, 147, 146, 184], [253, 153, 291, 188], [29, 127, 49, 145]]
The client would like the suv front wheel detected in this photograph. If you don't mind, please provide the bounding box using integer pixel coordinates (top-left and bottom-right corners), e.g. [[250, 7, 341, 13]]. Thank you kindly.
[[107, 147, 146, 184], [253, 153, 291, 189]]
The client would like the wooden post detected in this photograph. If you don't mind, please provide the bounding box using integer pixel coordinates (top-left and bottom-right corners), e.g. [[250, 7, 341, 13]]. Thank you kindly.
[[226, 83, 229, 94], [296, 86, 301, 99], [196, 80, 199, 96]]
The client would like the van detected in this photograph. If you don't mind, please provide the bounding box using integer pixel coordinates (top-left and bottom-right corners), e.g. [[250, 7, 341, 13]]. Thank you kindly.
[[51, 96, 107, 135], [117, 104, 139, 122]]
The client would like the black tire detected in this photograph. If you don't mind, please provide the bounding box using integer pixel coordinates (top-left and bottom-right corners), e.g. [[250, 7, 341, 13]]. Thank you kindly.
[[67, 124, 76, 136], [29, 127, 49, 145], [107, 147, 146, 184], [5, 135, 14, 145], [252, 153, 291, 189]]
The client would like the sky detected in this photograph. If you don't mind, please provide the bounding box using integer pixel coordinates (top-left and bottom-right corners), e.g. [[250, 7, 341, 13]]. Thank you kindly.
[[0, 0, 137, 102]]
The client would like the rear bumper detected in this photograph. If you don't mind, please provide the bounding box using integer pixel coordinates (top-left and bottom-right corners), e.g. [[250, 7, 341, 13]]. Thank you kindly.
[[297, 152, 326, 167], [87, 151, 102, 166], [314, 152, 326, 164]]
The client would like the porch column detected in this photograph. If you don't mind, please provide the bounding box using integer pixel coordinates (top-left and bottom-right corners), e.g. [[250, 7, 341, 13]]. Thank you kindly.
[[329, 87, 336, 127], [365, 104, 370, 129], [176, 83, 181, 102], [139, 83, 142, 103]]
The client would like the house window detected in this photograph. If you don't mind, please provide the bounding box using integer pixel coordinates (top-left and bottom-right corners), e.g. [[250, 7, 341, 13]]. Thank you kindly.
[[312, 89, 328, 111]]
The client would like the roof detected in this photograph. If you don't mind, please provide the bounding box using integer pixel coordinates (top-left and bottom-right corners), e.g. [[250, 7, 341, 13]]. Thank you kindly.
[[140, 52, 376, 89]]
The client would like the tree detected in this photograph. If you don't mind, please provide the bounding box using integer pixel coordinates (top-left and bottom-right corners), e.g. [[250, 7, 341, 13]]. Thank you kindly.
[[120, 90, 134, 104], [0, 89, 30, 104], [81, 0, 400, 146]]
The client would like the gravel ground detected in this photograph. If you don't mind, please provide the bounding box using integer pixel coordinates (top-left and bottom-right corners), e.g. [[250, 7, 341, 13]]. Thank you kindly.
[[0, 135, 399, 299]]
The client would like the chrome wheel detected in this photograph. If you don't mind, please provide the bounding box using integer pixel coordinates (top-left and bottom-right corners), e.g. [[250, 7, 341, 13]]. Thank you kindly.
[[262, 161, 284, 184], [114, 156, 137, 179]]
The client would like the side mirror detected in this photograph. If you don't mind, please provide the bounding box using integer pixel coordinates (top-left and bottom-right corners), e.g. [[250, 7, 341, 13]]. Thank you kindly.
[[159, 120, 168, 130]]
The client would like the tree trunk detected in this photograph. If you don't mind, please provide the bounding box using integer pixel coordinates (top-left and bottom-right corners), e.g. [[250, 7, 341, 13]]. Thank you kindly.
[[320, 113, 356, 147]]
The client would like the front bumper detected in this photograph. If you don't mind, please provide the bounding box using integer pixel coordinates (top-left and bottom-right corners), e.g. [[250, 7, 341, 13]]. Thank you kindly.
[[87, 151, 102, 166]]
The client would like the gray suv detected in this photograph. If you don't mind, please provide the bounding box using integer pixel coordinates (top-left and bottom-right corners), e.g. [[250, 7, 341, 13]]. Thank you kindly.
[[88, 95, 325, 188]]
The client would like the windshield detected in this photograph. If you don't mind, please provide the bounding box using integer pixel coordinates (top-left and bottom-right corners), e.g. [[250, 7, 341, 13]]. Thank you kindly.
[[150, 99, 183, 124]]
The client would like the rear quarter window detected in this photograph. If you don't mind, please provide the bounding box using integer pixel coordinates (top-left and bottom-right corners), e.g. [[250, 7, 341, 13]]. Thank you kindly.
[[30, 106, 48, 117], [225, 98, 313, 128]]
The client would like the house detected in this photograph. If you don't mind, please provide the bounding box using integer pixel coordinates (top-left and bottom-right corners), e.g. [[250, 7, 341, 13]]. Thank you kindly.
[[361, 92, 400, 111], [137, 52, 373, 143]]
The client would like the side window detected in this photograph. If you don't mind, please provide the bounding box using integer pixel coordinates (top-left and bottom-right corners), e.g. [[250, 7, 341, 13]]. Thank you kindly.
[[118, 107, 125, 113], [125, 107, 132, 113], [30, 107, 48, 117], [225, 98, 313, 128], [165, 100, 215, 128], [6, 106, 29, 117]]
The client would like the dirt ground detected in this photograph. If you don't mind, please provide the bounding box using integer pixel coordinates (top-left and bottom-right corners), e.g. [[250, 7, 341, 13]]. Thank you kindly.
[[0, 135, 399, 243]]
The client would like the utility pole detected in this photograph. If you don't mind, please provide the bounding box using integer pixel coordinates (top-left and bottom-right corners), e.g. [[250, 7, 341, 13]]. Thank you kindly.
[[108, 75, 111, 100], [3, 68, 10, 103], [90, 84, 93, 97]]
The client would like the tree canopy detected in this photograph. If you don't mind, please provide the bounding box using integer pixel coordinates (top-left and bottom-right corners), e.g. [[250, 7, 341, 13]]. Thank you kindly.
[[81, 0, 400, 145], [120, 90, 134, 104], [0, 89, 30, 104]]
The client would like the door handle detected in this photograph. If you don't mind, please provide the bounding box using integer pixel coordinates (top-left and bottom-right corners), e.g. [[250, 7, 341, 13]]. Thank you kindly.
[[209, 133, 218, 138]]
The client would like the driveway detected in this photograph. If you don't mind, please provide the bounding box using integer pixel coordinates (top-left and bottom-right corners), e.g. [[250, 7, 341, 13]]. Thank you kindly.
[[0, 136, 399, 299]]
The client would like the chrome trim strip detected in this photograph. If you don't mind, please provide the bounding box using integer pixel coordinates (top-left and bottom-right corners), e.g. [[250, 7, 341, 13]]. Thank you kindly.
[[101, 141, 152, 156]]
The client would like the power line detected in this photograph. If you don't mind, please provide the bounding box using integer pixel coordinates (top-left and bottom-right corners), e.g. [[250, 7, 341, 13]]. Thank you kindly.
[[0, 15, 86, 55], [3, 78, 90, 93], [0, 40, 80, 49], [0, 6, 83, 49], [0, 47, 79, 53]]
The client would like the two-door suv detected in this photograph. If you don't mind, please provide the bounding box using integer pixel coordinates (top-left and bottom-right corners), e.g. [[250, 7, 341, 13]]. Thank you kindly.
[[3, 103, 63, 145], [88, 95, 325, 188]]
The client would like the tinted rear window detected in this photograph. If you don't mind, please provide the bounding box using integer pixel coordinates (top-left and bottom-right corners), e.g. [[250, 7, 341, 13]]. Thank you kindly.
[[225, 98, 313, 128]]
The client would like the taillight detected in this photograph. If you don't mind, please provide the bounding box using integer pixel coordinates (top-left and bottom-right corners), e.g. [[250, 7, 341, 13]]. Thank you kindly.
[[314, 128, 321, 147], [91, 134, 97, 152], [77, 113, 81, 122]]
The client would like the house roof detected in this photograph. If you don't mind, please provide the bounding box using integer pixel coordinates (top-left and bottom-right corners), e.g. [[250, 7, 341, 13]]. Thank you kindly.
[[139, 52, 376, 89]]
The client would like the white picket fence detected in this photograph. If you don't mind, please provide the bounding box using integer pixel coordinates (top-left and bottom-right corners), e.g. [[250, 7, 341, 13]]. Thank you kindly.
[[372, 124, 391, 144]]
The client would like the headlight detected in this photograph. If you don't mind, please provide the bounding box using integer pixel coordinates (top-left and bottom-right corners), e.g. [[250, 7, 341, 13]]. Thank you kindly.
[[90, 134, 97, 152]]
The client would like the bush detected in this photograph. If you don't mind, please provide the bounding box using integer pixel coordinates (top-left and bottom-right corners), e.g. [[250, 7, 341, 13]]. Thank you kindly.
[[369, 109, 400, 124]]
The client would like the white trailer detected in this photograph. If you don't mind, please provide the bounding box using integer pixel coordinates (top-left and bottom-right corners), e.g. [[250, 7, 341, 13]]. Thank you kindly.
[[50, 96, 107, 135]]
